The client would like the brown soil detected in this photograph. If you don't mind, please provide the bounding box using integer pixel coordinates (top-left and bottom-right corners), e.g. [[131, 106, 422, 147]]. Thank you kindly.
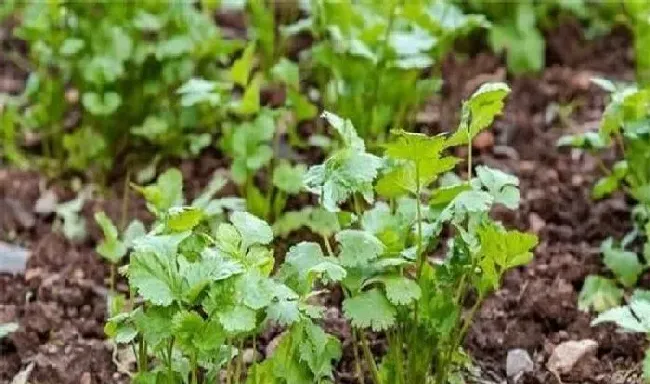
[[0, 18, 645, 384]]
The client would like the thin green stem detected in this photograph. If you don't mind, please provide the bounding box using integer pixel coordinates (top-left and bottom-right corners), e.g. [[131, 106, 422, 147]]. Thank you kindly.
[[359, 331, 381, 384], [109, 264, 116, 293], [190, 352, 198, 384], [467, 140, 472, 180], [414, 163, 424, 279], [323, 234, 335, 257], [351, 330, 365, 384], [235, 339, 244, 383], [120, 168, 131, 231], [166, 338, 174, 382], [226, 339, 233, 384]]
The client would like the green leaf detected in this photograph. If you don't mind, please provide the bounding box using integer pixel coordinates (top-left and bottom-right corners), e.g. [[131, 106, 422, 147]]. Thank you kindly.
[[236, 74, 262, 116], [155, 35, 193, 59], [236, 270, 275, 310], [129, 232, 190, 306], [231, 211, 273, 247], [273, 161, 306, 194], [60, 38, 85, 56], [123, 220, 146, 247], [335, 230, 385, 267], [177, 78, 221, 107], [475, 166, 520, 209], [592, 175, 619, 199], [133, 168, 184, 213], [601, 238, 643, 287], [131, 116, 169, 141], [218, 305, 257, 333], [578, 275, 624, 312], [592, 304, 648, 333], [94, 212, 127, 264], [283, 242, 346, 288], [377, 275, 421, 306], [447, 82, 510, 147], [271, 58, 299, 89], [321, 111, 364, 150], [384, 131, 447, 163], [132, 306, 174, 348], [478, 224, 538, 269], [342, 289, 396, 331], [167, 207, 204, 232], [266, 300, 301, 326], [231, 42, 256, 87], [82, 92, 121, 116], [287, 89, 318, 121]]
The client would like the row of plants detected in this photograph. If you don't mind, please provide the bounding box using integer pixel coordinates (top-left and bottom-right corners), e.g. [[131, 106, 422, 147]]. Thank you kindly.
[[560, 78, 650, 379], [94, 84, 538, 383], [2, 1, 646, 181]]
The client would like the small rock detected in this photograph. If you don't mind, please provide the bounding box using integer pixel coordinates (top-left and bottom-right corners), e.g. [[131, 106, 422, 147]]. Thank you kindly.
[[0, 241, 30, 275], [547, 339, 598, 375], [506, 349, 534, 378], [80, 372, 91, 384], [10, 362, 34, 384], [34, 189, 58, 214], [473, 131, 494, 150], [242, 348, 261, 364], [528, 213, 546, 234]]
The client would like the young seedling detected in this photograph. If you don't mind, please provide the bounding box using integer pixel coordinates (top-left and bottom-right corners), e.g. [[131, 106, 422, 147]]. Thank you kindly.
[[102, 167, 340, 383], [303, 82, 537, 384]]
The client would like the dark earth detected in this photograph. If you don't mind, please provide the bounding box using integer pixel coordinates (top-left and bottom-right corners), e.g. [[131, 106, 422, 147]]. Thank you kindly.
[[0, 16, 646, 384]]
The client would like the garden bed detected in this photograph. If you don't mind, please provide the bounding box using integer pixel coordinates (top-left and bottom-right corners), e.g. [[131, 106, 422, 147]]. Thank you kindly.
[[0, 12, 645, 384]]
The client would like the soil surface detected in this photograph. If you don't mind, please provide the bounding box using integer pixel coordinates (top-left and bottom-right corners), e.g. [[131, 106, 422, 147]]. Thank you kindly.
[[1, 19, 646, 384]]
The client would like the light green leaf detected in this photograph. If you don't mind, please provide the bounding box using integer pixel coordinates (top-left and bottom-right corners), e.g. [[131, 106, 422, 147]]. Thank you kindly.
[[82, 92, 121, 116], [342, 289, 396, 331], [94, 212, 127, 264], [601, 239, 643, 287], [231, 42, 256, 87], [167, 207, 204, 232], [321, 111, 364, 150], [592, 175, 619, 199], [447, 82, 510, 146], [236, 74, 262, 116], [273, 161, 306, 194], [231, 211, 273, 247], [287, 89, 318, 121], [578, 275, 624, 313], [218, 305, 257, 333], [475, 166, 520, 209], [133, 168, 184, 213], [271, 58, 299, 88], [335, 230, 385, 267], [378, 275, 421, 306], [592, 306, 647, 333], [478, 224, 538, 269]]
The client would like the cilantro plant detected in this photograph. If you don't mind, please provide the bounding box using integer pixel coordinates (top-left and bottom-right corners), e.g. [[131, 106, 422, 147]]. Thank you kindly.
[[560, 80, 650, 313], [2, 2, 238, 177], [289, 0, 486, 140], [303, 83, 537, 384], [100, 168, 341, 383]]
